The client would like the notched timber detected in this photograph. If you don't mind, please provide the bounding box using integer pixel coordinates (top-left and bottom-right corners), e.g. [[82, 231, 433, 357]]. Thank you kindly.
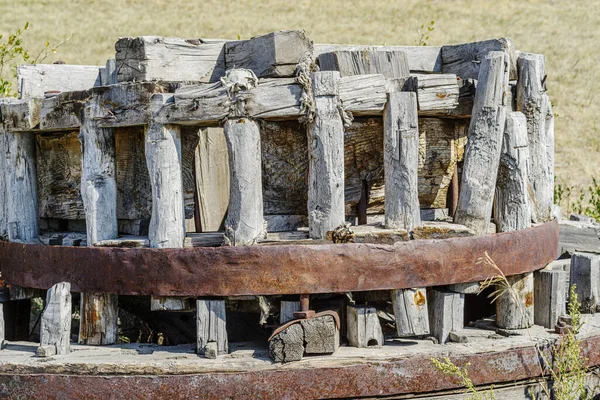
[[441, 38, 517, 80]]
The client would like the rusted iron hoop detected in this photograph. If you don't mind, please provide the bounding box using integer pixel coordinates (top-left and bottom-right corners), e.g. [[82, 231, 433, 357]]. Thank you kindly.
[[0, 221, 558, 297]]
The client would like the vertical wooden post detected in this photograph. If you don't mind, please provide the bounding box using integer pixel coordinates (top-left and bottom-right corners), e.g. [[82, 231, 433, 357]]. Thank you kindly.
[[197, 299, 227, 356], [428, 289, 464, 344], [570, 253, 600, 313], [534, 269, 566, 328], [517, 53, 553, 222], [78, 97, 119, 345], [40, 282, 72, 355], [455, 51, 509, 234], [346, 305, 384, 348], [280, 301, 301, 324], [0, 130, 7, 240], [4, 130, 39, 242], [496, 273, 534, 329], [0, 303, 4, 348], [384, 92, 421, 230], [391, 288, 429, 337], [223, 118, 265, 245], [145, 94, 190, 311], [307, 71, 345, 239]]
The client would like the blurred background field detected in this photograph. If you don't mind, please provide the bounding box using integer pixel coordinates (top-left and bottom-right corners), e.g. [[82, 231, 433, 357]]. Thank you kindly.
[[0, 0, 598, 194]]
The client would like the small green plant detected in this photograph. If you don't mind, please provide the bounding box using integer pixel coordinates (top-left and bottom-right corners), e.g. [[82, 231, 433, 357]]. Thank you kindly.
[[0, 22, 71, 97], [431, 357, 496, 400], [555, 177, 600, 220], [416, 20, 435, 46]]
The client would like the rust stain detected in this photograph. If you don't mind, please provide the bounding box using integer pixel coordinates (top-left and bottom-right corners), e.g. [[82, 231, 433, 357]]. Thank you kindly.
[[436, 91, 448, 99], [525, 292, 534, 308], [414, 290, 426, 306]]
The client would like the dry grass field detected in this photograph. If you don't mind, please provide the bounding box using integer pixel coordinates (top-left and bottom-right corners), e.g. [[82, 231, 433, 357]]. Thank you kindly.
[[1, 0, 599, 192]]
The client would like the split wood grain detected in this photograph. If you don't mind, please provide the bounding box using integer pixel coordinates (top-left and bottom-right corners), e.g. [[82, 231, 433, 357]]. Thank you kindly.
[[495, 273, 534, 329], [197, 299, 228, 356], [428, 289, 464, 344], [384, 92, 421, 231], [279, 301, 301, 324], [534, 269, 566, 329], [441, 38, 516, 80], [570, 253, 600, 313], [40, 282, 72, 355], [17, 64, 101, 98], [318, 50, 410, 79], [307, 71, 345, 239], [346, 305, 384, 347], [454, 51, 509, 235], [79, 292, 118, 345], [391, 288, 429, 337]]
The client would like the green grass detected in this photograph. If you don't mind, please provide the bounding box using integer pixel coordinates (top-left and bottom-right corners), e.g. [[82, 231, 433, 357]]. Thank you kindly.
[[1, 0, 599, 188]]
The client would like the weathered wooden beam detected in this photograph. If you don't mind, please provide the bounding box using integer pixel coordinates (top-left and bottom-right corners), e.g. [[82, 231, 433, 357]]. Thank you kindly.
[[517, 53, 553, 222], [428, 289, 464, 344], [4, 130, 39, 242], [225, 30, 312, 78], [307, 71, 345, 239], [99, 59, 117, 86], [454, 51, 509, 235], [570, 253, 600, 313], [0, 303, 4, 347], [496, 273, 534, 329], [534, 269, 566, 329], [78, 97, 119, 345], [318, 50, 410, 79], [494, 112, 531, 232], [237, 78, 304, 119], [116, 36, 226, 83], [346, 305, 384, 347], [40, 282, 71, 356], [0, 130, 5, 241], [441, 38, 517, 80], [314, 44, 442, 73], [1, 98, 41, 131], [384, 92, 421, 230], [338, 74, 387, 116], [197, 299, 227, 356], [223, 117, 265, 245], [17, 64, 101, 99], [405, 74, 459, 115], [391, 288, 429, 337]]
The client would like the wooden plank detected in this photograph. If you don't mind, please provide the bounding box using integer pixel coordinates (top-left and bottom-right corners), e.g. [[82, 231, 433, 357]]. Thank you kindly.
[[318, 50, 410, 79], [384, 92, 421, 230], [494, 112, 531, 232], [17, 64, 101, 98], [4, 130, 39, 242], [346, 305, 384, 347], [496, 273, 534, 329], [441, 38, 517, 80], [338, 74, 387, 116], [39, 90, 90, 131], [0, 130, 6, 240], [1, 98, 41, 131], [279, 301, 300, 324], [307, 71, 345, 239], [196, 299, 227, 356], [115, 36, 226, 83], [517, 53, 552, 222], [454, 51, 509, 235], [225, 30, 312, 78], [405, 74, 459, 114], [0, 303, 4, 346], [428, 289, 464, 344], [223, 117, 265, 245], [159, 82, 229, 126], [79, 292, 118, 345], [391, 288, 429, 337], [99, 59, 117, 86], [570, 253, 600, 313], [36, 131, 85, 220], [40, 282, 71, 355], [534, 269, 566, 329], [314, 45, 441, 73], [241, 78, 304, 119]]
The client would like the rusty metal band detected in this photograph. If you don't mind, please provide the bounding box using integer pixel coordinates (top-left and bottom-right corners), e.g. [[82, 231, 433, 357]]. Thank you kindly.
[[0, 220, 558, 297], [0, 331, 597, 399]]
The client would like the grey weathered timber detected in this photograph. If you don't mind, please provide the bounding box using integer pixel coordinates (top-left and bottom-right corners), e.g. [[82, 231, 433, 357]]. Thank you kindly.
[[150, 297, 193, 312], [428, 289, 464, 344], [237, 78, 304, 120], [391, 288, 429, 337], [4, 130, 39, 242], [0, 129, 6, 240], [404, 74, 459, 115], [543, 93, 555, 219], [79, 292, 118, 345], [495, 112, 531, 232], [225, 30, 312, 78], [116, 36, 225, 83], [146, 94, 188, 310], [534, 269, 567, 328], [496, 273, 534, 329], [79, 98, 119, 345], [99, 59, 117, 86], [40, 282, 72, 355], [269, 322, 304, 362], [280, 301, 301, 324], [17, 64, 101, 98], [454, 51, 509, 235], [318, 50, 410, 79], [195, 127, 229, 231], [314, 44, 442, 73], [265, 215, 307, 232], [447, 283, 481, 294], [338, 74, 387, 116], [441, 38, 517, 80], [223, 118, 265, 245], [347, 305, 384, 347], [301, 315, 339, 354], [384, 92, 421, 231], [570, 253, 600, 313], [0, 304, 4, 347], [196, 299, 227, 356], [517, 53, 553, 222], [307, 71, 345, 239], [0, 98, 41, 131]]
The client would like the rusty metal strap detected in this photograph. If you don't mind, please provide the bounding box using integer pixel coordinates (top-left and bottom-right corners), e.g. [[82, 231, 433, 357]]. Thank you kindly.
[[0, 221, 558, 297]]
